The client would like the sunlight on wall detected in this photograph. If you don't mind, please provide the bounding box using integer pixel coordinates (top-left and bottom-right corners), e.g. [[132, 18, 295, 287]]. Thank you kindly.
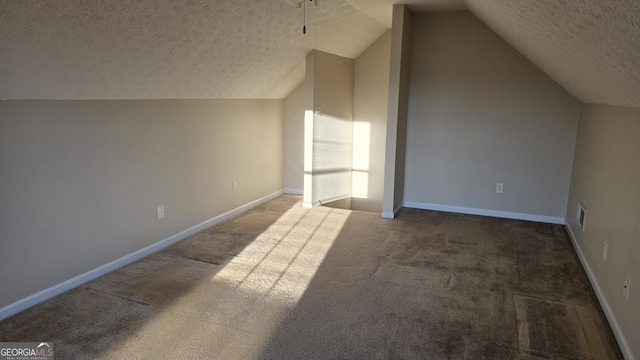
[[352, 121, 371, 199], [303, 112, 354, 206], [303, 115, 372, 205], [303, 110, 314, 207]]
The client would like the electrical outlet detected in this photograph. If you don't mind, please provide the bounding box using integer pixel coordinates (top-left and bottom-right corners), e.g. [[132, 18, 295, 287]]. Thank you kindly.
[[232, 181, 238, 193], [623, 275, 631, 300], [157, 204, 165, 220], [602, 242, 608, 261], [496, 183, 504, 194]]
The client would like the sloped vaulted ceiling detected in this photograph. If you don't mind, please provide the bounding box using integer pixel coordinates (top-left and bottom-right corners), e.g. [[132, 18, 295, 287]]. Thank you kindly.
[[465, 0, 640, 107], [0, 0, 386, 99], [346, 0, 640, 107], [1, 0, 639, 106]]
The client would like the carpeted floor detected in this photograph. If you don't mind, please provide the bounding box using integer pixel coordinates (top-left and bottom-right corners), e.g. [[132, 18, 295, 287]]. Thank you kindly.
[[0, 195, 622, 359]]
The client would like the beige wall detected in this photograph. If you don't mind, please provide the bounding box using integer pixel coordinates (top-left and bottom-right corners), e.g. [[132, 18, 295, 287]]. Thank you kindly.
[[287, 32, 391, 212], [311, 51, 355, 122], [352, 31, 391, 213], [404, 11, 580, 221], [566, 103, 640, 358], [382, 5, 413, 218], [0, 99, 283, 309], [304, 50, 355, 206], [284, 82, 305, 193]]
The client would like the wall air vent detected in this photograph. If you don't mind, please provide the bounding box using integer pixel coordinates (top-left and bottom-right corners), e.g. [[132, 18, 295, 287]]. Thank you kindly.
[[577, 202, 586, 231]]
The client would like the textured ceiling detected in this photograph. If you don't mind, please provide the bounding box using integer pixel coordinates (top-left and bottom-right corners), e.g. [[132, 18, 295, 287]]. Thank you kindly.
[[1, 0, 639, 106], [465, 0, 640, 107], [0, 0, 386, 99], [343, 0, 465, 27], [348, 0, 640, 107]]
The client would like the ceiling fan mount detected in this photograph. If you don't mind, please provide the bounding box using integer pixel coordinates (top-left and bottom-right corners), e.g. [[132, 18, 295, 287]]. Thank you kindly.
[[284, 0, 324, 34], [284, 0, 324, 8]]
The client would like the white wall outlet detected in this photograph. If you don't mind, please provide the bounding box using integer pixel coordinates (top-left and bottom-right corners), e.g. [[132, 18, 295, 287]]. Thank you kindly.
[[623, 275, 631, 300], [496, 183, 504, 194], [157, 204, 165, 220], [315, 106, 322, 116], [602, 242, 608, 261], [232, 181, 238, 193]]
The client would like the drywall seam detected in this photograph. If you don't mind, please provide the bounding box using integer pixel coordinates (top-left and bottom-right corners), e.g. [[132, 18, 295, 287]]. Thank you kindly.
[[0, 189, 284, 321], [565, 224, 635, 360], [284, 188, 303, 195], [403, 201, 565, 224]]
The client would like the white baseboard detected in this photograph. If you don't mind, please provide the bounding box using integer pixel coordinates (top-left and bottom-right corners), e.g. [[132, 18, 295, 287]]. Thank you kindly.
[[381, 212, 395, 219], [381, 204, 404, 219], [0, 189, 284, 321], [565, 225, 635, 360], [319, 194, 351, 205], [302, 194, 351, 209], [284, 188, 303, 195], [403, 201, 565, 224]]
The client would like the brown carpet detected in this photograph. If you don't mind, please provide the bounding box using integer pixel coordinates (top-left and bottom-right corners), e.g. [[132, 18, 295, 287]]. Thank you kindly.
[[0, 195, 622, 359]]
